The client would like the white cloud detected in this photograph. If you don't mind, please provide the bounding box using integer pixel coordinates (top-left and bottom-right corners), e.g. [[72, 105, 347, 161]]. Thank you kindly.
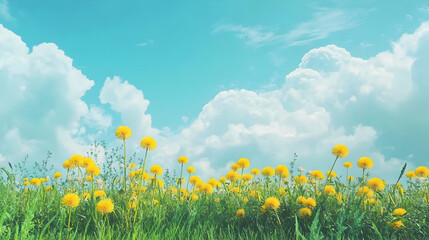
[[0, 0, 12, 21], [213, 8, 359, 47], [136, 40, 154, 47], [0, 24, 98, 170]]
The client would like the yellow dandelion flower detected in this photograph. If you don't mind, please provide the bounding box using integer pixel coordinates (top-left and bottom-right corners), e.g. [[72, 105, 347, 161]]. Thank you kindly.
[[150, 165, 163, 176], [30, 178, 41, 186], [357, 157, 373, 169], [53, 172, 62, 179], [129, 163, 136, 169], [264, 197, 280, 210], [251, 168, 260, 175], [82, 193, 91, 200], [296, 196, 306, 204], [332, 144, 349, 158], [24, 181, 30, 186], [358, 187, 374, 198], [347, 176, 354, 181], [226, 171, 240, 181], [69, 154, 84, 167], [96, 199, 114, 214], [303, 198, 316, 208], [86, 176, 93, 182], [231, 163, 241, 171], [415, 166, 429, 178], [236, 209, 245, 218], [62, 193, 80, 208], [390, 220, 404, 229], [294, 175, 307, 185], [178, 156, 188, 164], [190, 176, 200, 185], [242, 174, 253, 181], [63, 160, 75, 170], [261, 167, 275, 177], [86, 164, 101, 176], [45, 186, 52, 191], [275, 165, 290, 178], [393, 208, 407, 216], [82, 157, 94, 168], [405, 171, 416, 179], [187, 166, 196, 173], [344, 162, 352, 168], [140, 136, 157, 151], [94, 190, 106, 198], [298, 208, 312, 218], [219, 177, 227, 183], [191, 194, 199, 201], [310, 170, 325, 180], [115, 126, 132, 140], [324, 186, 336, 196], [237, 158, 250, 169], [367, 178, 386, 192], [326, 170, 337, 178]]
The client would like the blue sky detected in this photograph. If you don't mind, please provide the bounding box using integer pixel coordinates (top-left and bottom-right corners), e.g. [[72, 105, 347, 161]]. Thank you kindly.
[[1, 0, 429, 181]]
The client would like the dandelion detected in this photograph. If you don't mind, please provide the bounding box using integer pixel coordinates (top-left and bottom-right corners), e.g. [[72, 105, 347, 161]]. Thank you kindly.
[[326, 170, 337, 178], [310, 170, 325, 180], [94, 190, 106, 198], [236, 209, 245, 218], [303, 198, 316, 208], [332, 144, 349, 158], [242, 174, 253, 181], [45, 186, 52, 191], [30, 178, 41, 186], [140, 136, 157, 151], [150, 165, 163, 176], [261, 167, 275, 177], [415, 166, 429, 178], [231, 163, 241, 171], [324, 186, 336, 196], [357, 157, 373, 169], [393, 208, 407, 216], [82, 157, 94, 168], [406, 171, 416, 179], [53, 172, 62, 179], [390, 220, 404, 229], [226, 171, 240, 181], [63, 160, 75, 170], [187, 166, 195, 173], [296, 196, 306, 204], [237, 158, 250, 169], [298, 208, 312, 218], [178, 156, 188, 164], [264, 197, 280, 210], [367, 178, 386, 192], [115, 126, 132, 140], [344, 162, 352, 168], [358, 187, 374, 198], [129, 163, 136, 169], [86, 164, 101, 176], [347, 176, 354, 181], [69, 155, 84, 167], [294, 175, 307, 185], [251, 168, 260, 175], [62, 193, 80, 208]]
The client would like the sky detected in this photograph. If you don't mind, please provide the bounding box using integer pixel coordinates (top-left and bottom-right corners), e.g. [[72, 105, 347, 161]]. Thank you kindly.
[[1, 0, 429, 182]]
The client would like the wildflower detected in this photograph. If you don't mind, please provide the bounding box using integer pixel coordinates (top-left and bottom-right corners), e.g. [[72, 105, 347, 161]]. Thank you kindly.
[[129, 163, 136, 169], [172, 156, 187, 166], [150, 165, 163, 176], [393, 208, 407, 216], [24, 181, 30, 186], [275, 165, 290, 178], [191, 194, 199, 201], [62, 193, 80, 208], [177, 177, 186, 185], [115, 126, 132, 140], [82, 193, 91, 200], [94, 190, 106, 198], [190, 176, 200, 185], [45, 186, 52, 191], [296, 196, 306, 204], [324, 186, 336, 196], [236, 209, 245, 218], [298, 167, 306, 172], [231, 163, 241, 171], [82, 157, 94, 168], [86, 164, 101, 176], [96, 199, 114, 214], [261, 167, 275, 177], [156, 179, 164, 188], [153, 200, 159, 206], [63, 160, 75, 169], [140, 136, 157, 151], [347, 176, 354, 181], [390, 221, 404, 229], [310, 170, 325, 180], [242, 174, 253, 181], [129, 201, 137, 209], [367, 178, 386, 192], [406, 171, 416, 179], [237, 158, 250, 169], [86, 176, 93, 182], [195, 180, 205, 189], [332, 144, 349, 158], [168, 186, 178, 194], [187, 166, 196, 173], [303, 198, 316, 208], [326, 170, 337, 178], [357, 157, 373, 169], [264, 197, 280, 210], [53, 172, 62, 179], [294, 175, 307, 185], [251, 168, 260, 175], [219, 177, 227, 183], [344, 162, 352, 168], [30, 178, 41, 186], [298, 208, 312, 218], [415, 166, 429, 178], [358, 187, 374, 198], [69, 155, 84, 167], [23, 178, 28, 182], [226, 171, 240, 181]]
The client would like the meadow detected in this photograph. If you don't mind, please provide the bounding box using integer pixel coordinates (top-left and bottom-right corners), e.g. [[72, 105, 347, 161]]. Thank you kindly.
[[0, 126, 428, 239]]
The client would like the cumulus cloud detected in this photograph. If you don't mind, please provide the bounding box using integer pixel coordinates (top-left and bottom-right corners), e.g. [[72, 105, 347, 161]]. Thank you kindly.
[[0, 24, 103, 169]]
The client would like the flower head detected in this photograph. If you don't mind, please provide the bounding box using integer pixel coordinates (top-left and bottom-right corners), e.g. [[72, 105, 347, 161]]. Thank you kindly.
[[310, 170, 325, 180], [190, 176, 200, 185], [275, 165, 290, 178], [326, 170, 337, 178], [82, 157, 94, 168], [415, 166, 429, 178], [53, 172, 62, 179], [294, 175, 308, 185], [86, 164, 101, 176], [242, 174, 253, 181], [237, 158, 250, 169], [367, 178, 386, 192], [231, 163, 241, 171], [140, 136, 157, 151], [96, 199, 114, 214], [150, 165, 163, 176], [62, 193, 80, 208], [344, 162, 352, 168], [298, 208, 312, 218], [405, 171, 416, 179], [390, 220, 404, 229], [358, 186, 374, 198], [261, 167, 275, 177], [94, 190, 106, 198], [178, 156, 188, 164], [332, 144, 349, 158], [115, 126, 132, 140], [264, 197, 280, 210], [63, 160, 75, 169], [200, 183, 214, 194], [30, 178, 41, 186], [69, 154, 84, 167], [303, 197, 316, 208], [393, 208, 406, 216], [357, 157, 373, 169], [324, 185, 336, 196], [226, 171, 240, 181], [236, 209, 245, 218], [251, 168, 260, 175], [187, 166, 196, 173]]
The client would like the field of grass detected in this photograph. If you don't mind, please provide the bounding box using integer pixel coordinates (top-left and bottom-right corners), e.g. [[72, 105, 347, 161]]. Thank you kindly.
[[1, 127, 429, 239]]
